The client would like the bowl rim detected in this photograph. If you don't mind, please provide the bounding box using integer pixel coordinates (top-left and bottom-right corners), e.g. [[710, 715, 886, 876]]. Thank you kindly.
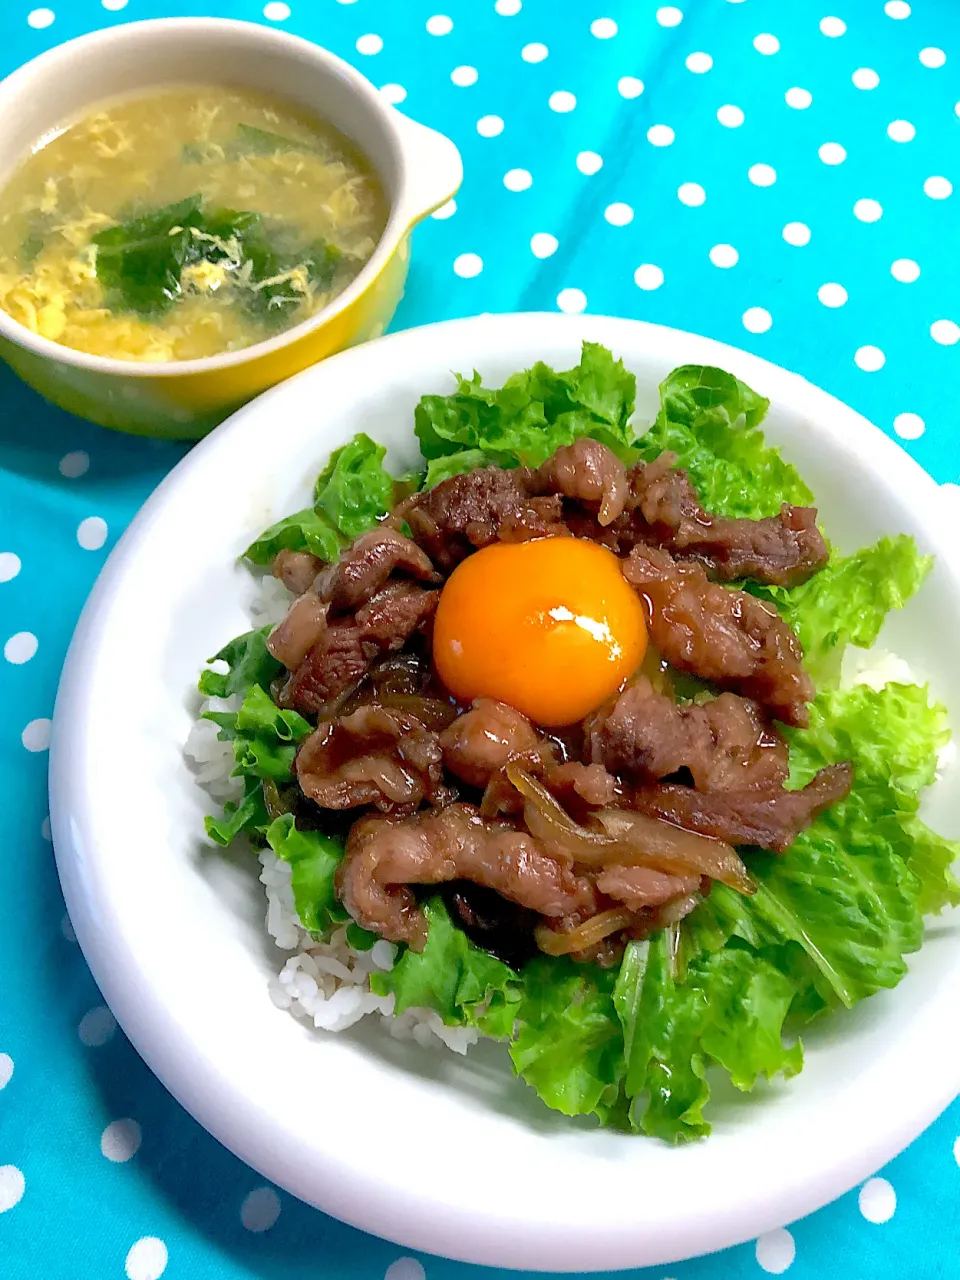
[[50, 313, 960, 1272], [0, 16, 446, 379]]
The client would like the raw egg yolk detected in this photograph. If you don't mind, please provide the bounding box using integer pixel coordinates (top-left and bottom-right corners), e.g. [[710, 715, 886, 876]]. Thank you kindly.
[[433, 538, 648, 727]]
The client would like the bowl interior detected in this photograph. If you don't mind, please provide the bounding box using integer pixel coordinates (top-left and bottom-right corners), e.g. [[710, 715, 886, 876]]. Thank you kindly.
[[50, 313, 960, 1272]]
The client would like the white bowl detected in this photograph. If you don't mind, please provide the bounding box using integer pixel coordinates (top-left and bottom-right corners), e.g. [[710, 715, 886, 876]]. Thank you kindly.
[[50, 313, 960, 1272]]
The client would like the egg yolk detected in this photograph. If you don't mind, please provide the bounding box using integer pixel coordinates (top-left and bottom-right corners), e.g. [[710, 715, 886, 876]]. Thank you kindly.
[[432, 537, 648, 727]]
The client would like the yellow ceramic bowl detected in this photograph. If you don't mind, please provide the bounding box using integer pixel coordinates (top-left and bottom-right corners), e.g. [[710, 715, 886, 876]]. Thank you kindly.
[[0, 18, 462, 438]]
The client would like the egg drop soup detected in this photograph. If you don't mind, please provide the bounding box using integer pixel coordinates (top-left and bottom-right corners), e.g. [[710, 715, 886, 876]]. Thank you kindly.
[[0, 87, 388, 362]]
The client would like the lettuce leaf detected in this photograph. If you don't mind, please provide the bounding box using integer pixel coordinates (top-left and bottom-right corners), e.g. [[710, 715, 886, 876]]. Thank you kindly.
[[414, 341, 638, 470], [265, 815, 347, 934], [371, 898, 521, 1034], [637, 364, 810, 518], [204, 776, 270, 847], [197, 627, 282, 699], [509, 956, 624, 1123], [205, 684, 312, 783], [245, 432, 396, 566], [759, 536, 932, 682], [313, 432, 395, 538]]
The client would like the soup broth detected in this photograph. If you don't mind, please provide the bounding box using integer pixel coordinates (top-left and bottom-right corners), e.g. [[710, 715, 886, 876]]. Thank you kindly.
[[0, 87, 388, 362]]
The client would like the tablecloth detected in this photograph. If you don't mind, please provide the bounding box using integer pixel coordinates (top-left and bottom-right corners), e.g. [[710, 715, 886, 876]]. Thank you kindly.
[[1, 1, 959, 1277]]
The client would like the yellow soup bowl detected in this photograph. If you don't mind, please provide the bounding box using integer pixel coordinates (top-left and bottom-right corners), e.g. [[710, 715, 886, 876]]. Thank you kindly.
[[0, 18, 462, 438]]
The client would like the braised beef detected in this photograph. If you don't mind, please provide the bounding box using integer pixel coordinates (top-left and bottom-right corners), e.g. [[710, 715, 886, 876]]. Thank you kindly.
[[313, 527, 438, 612], [628, 452, 829, 587], [439, 698, 544, 788], [272, 548, 323, 596], [532, 437, 628, 526], [633, 761, 855, 853], [296, 704, 448, 813], [588, 676, 789, 790], [443, 882, 540, 969], [623, 544, 815, 726], [336, 802, 598, 948], [400, 467, 565, 569], [594, 865, 701, 911], [267, 593, 328, 671]]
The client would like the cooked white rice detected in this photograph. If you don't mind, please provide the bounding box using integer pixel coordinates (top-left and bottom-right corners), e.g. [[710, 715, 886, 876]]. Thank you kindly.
[[184, 572, 479, 1053], [184, 575, 935, 1053]]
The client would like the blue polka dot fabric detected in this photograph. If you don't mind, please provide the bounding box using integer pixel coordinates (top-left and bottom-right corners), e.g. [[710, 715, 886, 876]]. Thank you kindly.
[[1, 0, 959, 1276]]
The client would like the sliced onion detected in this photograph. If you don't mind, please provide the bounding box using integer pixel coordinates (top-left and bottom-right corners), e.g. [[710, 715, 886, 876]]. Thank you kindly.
[[505, 762, 753, 894], [594, 809, 753, 894], [379, 693, 460, 731], [535, 908, 635, 956]]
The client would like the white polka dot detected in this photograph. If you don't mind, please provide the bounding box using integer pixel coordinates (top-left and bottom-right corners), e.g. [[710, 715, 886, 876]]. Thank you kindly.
[[0, 1167, 25, 1214], [924, 176, 953, 199], [634, 263, 664, 290], [854, 198, 883, 222], [530, 233, 558, 258], [0, 1054, 13, 1090], [920, 47, 946, 68], [717, 104, 744, 127], [894, 412, 925, 439], [819, 142, 847, 164], [576, 150, 603, 174], [549, 90, 576, 113], [818, 282, 848, 307], [385, 1261, 426, 1280], [101, 0, 129, 9], [431, 199, 456, 219], [262, 1, 289, 18], [27, 8, 55, 28], [618, 76, 644, 98], [953, 1133, 960, 1166], [379, 84, 407, 105], [125, 1237, 168, 1280], [853, 67, 880, 89], [451, 65, 478, 86], [891, 258, 920, 282], [591, 18, 617, 38], [61, 911, 76, 941], [656, 6, 683, 26], [355, 33, 383, 55], [521, 42, 548, 62], [855, 345, 886, 371], [503, 168, 532, 191], [21, 718, 51, 752], [476, 115, 504, 137], [742, 307, 773, 334], [884, 0, 910, 16], [241, 1187, 281, 1232], [426, 14, 453, 35], [859, 1177, 896, 1223], [495, 0, 521, 12], [0, 552, 20, 582], [101, 1118, 142, 1163], [678, 182, 706, 206], [755, 1228, 795, 1274], [4, 632, 38, 664], [785, 87, 812, 109], [748, 163, 777, 187], [686, 52, 713, 73], [785, 220, 813, 247], [41, 816, 51, 841], [709, 243, 739, 268], [59, 450, 89, 478], [604, 202, 634, 226], [887, 119, 915, 143], [556, 288, 587, 314], [77, 516, 108, 550], [647, 124, 675, 146], [931, 320, 960, 345], [79, 1006, 117, 1047], [753, 33, 780, 55], [820, 16, 846, 36], [453, 253, 483, 278]]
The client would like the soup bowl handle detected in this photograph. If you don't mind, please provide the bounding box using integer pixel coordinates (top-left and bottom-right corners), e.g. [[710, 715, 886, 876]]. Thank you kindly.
[[392, 111, 463, 228]]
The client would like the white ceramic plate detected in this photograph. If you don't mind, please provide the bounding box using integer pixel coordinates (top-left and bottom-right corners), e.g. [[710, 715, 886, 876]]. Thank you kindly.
[[50, 314, 960, 1273]]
